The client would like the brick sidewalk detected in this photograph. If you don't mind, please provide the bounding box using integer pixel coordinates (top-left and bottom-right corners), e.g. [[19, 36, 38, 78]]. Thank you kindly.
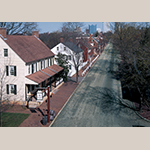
[[18, 80, 79, 127]]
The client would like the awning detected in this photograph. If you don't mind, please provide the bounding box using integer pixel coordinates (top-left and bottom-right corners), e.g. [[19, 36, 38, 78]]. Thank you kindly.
[[25, 64, 63, 84]]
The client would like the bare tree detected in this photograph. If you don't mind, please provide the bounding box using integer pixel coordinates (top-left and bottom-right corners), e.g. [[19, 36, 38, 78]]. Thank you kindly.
[[61, 22, 84, 42], [39, 31, 62, 49], [111, 22, 150, 111], [0, 22, 38, 35], [65, 42, 84, 83]]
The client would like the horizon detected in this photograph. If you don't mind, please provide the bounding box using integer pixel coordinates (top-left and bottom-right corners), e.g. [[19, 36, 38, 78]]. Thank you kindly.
[[38, 22, 105, 34]]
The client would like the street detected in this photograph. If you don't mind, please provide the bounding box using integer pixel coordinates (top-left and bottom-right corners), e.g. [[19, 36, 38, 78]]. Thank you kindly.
[[51, 43, 150, 127]]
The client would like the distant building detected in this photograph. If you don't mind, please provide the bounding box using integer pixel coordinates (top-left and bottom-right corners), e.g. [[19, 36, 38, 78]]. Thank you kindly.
[[89, 25, 97, 34], [51, 38, 86, 77]]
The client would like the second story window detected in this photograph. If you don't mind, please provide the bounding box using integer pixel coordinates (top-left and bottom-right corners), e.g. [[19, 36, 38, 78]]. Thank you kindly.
[[50, 58, 52, 66], [57, 47, 59, 51], [64, 47, 66, 50], [6, 66, 17, 76], [28, 65, 30, 74], [68, 55, 71, 60], [10, 66, 16, 76], [69, 65, 71, 70], [41, 60, 45, 70], [4, 49, 8, 57], [48, 59, 49, 66], [32, 64, 34, 74]]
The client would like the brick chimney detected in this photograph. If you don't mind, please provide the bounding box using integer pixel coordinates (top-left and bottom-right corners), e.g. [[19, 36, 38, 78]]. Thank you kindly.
[[0, 28, 7, 38], [32, 31, 39, 38], [60, 38, 63, 43]]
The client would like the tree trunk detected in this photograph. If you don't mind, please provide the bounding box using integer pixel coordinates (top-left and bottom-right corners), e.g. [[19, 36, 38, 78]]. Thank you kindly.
[[76, 68, 78, 83]]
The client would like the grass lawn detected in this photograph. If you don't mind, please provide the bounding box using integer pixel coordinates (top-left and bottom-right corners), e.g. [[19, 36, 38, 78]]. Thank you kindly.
[[1, 112, 30, 127]]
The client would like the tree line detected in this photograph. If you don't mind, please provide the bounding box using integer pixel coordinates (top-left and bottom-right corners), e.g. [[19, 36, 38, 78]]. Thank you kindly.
[[111, 22, 150, 111]]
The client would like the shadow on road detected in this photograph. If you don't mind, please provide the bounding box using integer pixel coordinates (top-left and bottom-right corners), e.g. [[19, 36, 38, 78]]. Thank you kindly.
[[76, 86, 136, 116]]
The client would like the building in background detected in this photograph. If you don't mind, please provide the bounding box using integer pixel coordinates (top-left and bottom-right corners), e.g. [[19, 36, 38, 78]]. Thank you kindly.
[[89, 25, 97, 34], [51, 39, 86, 77]]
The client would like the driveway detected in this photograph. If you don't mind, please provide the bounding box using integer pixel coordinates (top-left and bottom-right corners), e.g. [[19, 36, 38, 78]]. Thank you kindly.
[[51, 43, 150, 127]]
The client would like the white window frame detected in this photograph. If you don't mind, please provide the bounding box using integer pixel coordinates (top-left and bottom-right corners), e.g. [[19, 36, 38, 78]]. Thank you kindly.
[[10, 66, 15, 76]]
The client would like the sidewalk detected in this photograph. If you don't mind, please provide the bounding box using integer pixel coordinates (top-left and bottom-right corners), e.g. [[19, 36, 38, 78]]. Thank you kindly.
[[2, 54, 100, 127]]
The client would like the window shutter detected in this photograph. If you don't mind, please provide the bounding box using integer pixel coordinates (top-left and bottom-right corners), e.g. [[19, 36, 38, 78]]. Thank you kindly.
[[14, 66, 17, 76], [6, 66, 9, 76], [6, 84, 9, 94], [14, 85, 17, 95]]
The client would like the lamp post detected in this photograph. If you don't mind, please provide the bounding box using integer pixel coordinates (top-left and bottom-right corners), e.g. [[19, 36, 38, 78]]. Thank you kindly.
[[37, 86, 51, 123]]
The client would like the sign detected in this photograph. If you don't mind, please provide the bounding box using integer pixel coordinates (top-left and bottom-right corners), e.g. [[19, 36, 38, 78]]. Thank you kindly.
[[37, 90, 43, 102]]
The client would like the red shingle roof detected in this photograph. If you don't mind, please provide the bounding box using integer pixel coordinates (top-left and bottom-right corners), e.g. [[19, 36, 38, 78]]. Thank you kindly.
[[4, 35, 54, 63], [26, 64, 63, 84]]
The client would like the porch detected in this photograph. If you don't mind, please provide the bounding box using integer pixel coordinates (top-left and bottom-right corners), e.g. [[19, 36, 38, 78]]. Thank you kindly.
[[25, 64, 64, 107]]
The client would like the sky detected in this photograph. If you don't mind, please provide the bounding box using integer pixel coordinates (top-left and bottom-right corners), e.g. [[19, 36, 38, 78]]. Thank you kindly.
[[37, 22, 104, 34]]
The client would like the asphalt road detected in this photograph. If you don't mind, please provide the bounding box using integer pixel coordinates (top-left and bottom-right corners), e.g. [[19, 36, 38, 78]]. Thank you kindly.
[[51, 43, 150, 127]]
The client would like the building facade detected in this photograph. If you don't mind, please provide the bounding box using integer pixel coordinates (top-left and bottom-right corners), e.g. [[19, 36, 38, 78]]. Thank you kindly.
[[51, 41, 86, 77], [0, 28, 63, 105]]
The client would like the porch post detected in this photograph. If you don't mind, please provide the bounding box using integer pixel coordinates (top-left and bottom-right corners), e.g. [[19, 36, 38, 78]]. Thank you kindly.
[[50, 78, 51, 91]]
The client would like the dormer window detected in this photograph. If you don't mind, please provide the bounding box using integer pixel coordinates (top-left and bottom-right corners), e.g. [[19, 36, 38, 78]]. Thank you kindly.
[[4, 49, 8, 57], [57, 47, 59, 51], [64, 47, 66, 50]]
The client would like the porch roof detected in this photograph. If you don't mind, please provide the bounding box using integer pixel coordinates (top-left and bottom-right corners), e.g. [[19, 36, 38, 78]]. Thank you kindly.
[[25, 64, 63, 84]]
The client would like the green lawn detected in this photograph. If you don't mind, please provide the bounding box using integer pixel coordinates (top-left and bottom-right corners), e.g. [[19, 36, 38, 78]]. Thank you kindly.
[[0, 112, 30, 127]]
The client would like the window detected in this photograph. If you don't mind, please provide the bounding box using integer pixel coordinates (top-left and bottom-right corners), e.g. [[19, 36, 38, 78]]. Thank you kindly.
[[6, 66, 17, 76], [28, 65, 30, 74], [69, 65, 71, 70], [68, 55, 71, 60], [8, 66, 17, 76], [10, 84, 15, 94], [50, 58, 52, 66], [57, 47, 59, 51], [65, 55, 68, 60], [64, 47, 66, 50], [35, 63, 37, 72], [41, 60, 45, 69], [4, 49, 8, 57], [6, 84, 17, 95], [32, 64, 34, 74], [48, 59, 49, 66]]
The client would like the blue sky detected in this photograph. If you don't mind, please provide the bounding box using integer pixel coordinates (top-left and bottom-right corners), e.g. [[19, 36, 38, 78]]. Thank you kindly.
[[38, 22, 103, 33]]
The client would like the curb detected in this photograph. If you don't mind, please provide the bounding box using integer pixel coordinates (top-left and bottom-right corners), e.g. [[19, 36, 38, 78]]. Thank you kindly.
[[133, 103, 150, 123]]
